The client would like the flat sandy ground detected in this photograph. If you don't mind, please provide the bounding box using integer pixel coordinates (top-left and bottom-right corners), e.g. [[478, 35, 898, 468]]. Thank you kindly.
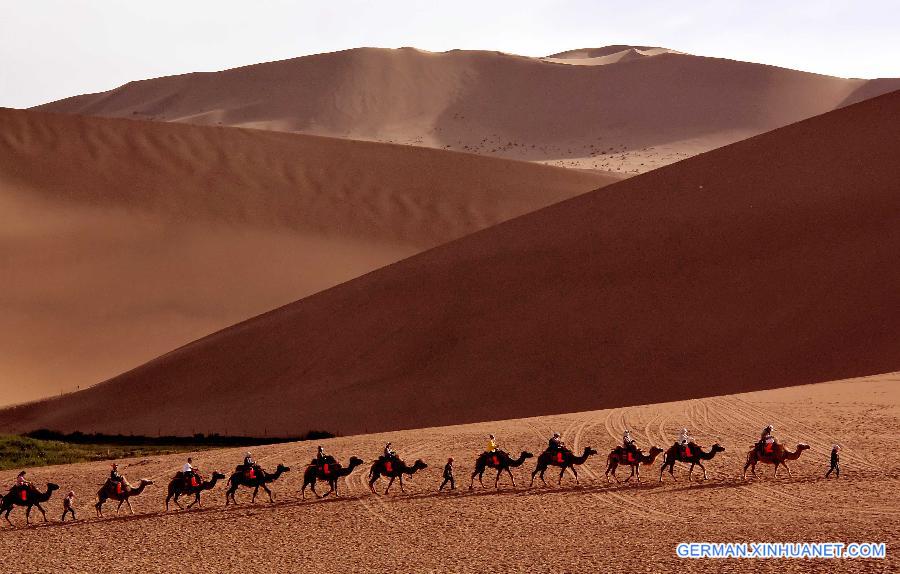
[[2, 373, 897, 572]]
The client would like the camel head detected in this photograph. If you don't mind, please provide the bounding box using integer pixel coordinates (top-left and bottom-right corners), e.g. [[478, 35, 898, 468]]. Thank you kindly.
[[521, 451, 534, 459], [584, 447, 598, 456], [348, 456, 365, 467], [797, 444, 811, 451], [275, 464, 291, 473], [648, 446, 664, 457], [139, 479, 154, 486], [711, 443, 726, 453], [412, 459, 428, 470], [47, 483, 60, 492], [211, 472, 226, 480]]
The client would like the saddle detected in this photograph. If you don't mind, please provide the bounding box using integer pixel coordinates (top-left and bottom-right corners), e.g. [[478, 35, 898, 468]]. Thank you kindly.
[[675, 442, 697, 459], [242, 465, 262, 480], [383, 460, 394, 473], [756, 440, 777, 456]]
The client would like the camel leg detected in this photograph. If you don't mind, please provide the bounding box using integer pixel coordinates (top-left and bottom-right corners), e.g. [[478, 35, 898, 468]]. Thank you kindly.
[[261, 483, 274, 502], [4, 506, 14, 527], [126, 499, 135, 515], [773, 463, 779, 478], [187, 493, 200, 509], [571, 466, 579, 484], [624, 465, 634, 483], [507, 468, 516, 488], [782, 461, 793, 478], [25, 505, 31, 524], [311, 481, 321, 499], [225, 486, 236, 506], [558, 466, 566, 485], [174, 492, 184, 510], [495, 469, 502, 489], [688, 463, 694, 481], [369, 474, 379, 494], [399, 474, 405, 493], [251, 486, 259, 503], [385, 476, 395, 494], [36, 503, 47, 522], [116, 499, 124, 515], [697, 461, 707, 480], [635, 464, 641, 483]]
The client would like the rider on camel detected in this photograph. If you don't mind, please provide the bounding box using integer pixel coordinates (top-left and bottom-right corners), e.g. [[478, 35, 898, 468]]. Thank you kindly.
[[383, 442, 397, 461], [548, 432, 567, 453], [487, 434, 498, 453], [758, 424, 776, 454], [109, 463, 129, 491], [181, 457, 199, 485], [623, 430, 638, 458], [677, 428, 694, 457]]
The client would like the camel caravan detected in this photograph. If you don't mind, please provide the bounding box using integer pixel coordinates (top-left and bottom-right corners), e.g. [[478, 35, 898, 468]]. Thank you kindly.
[[1, 424, 836, 527]]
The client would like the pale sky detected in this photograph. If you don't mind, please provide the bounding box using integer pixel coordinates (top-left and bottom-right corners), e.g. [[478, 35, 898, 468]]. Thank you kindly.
[[1, 0, 897, 109]]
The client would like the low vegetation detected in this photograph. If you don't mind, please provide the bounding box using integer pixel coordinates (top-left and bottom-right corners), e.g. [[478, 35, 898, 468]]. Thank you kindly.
[[0, 430, 335, 471]]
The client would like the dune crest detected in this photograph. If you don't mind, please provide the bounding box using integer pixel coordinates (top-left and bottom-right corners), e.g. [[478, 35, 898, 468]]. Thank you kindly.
[[35, 46, 900, 174]]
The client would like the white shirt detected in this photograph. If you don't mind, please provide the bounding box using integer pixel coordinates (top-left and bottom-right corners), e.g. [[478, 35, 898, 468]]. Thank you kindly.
[[183, 462, 193, 473]]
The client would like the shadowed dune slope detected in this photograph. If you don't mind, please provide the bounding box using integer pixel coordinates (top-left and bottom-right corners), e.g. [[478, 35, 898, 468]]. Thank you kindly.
[[34, 46, 900, 173], [2, 91, 898, 437], [0, 108, 616, 405]]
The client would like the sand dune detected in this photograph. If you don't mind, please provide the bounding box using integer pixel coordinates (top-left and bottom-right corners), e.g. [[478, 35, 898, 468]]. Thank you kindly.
[[34, 46, 900, 173], [3, 91, 897, 437], [1, 373, 898, 572], [0, 108, 617, 405]]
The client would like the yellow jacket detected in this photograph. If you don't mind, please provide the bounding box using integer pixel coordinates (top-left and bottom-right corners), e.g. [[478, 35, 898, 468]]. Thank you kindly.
[[487, 439, 498, 452]]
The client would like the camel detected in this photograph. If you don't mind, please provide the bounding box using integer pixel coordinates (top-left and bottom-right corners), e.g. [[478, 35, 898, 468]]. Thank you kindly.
[[659, 443, 726, 482], [95, 479, 154, 517], [225, 463, 290, 505], [165, 471, 226, 511], [301, 456, 364, 499], [531, 447, 598, 486], [1, 483, 59, 526], [469, 450, 533, 490], [368, 457, 427, 494], [743, 443, 810, 479], [605, 446, 664, 483]]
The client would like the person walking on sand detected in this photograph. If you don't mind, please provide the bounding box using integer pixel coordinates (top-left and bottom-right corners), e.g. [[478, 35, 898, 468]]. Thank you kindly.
[[61, 490, 76, 521], [439, 458, 455, 491], [825, 444, 841, 478]]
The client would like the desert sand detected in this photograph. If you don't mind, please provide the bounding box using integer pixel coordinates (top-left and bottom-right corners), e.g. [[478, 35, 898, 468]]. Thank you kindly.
[[3, 90, 897, 437], [0, 108, 617, 405], [34, 46, 900, 173], [1, 372, 897, 572]]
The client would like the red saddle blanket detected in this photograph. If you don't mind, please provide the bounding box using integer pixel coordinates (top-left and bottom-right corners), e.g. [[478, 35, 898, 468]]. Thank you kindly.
[[683, 446, 693, 458], [322, 464, 331, 476], [556, 452, 565, 464], [244, 469, 256, 480], [492, 456, 500, 466], [20, 489, 27, 501], [626, 452, 636, 463], [384, 461, 393, 473], [116, 483, 124, 494]]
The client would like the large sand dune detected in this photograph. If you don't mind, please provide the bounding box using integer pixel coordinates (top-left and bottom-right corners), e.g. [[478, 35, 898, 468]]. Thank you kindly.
[[0, 108, 616, 405], [3, 91, 897, 437], [35, 46, 900, 173], [1, 373, 897, 572]]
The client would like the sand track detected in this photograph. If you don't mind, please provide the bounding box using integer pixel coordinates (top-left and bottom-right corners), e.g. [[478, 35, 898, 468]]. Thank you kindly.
[[3, 374, 896, 572]]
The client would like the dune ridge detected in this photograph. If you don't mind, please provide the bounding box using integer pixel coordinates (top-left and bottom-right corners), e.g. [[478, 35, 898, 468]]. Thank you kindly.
[[3, 90, 897, 437], [0, 108, 617, 405], [34, 46, 900, 173]]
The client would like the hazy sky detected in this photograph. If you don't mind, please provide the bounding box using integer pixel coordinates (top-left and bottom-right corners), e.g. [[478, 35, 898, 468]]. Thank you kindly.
[[2, 1, 897, 108]]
